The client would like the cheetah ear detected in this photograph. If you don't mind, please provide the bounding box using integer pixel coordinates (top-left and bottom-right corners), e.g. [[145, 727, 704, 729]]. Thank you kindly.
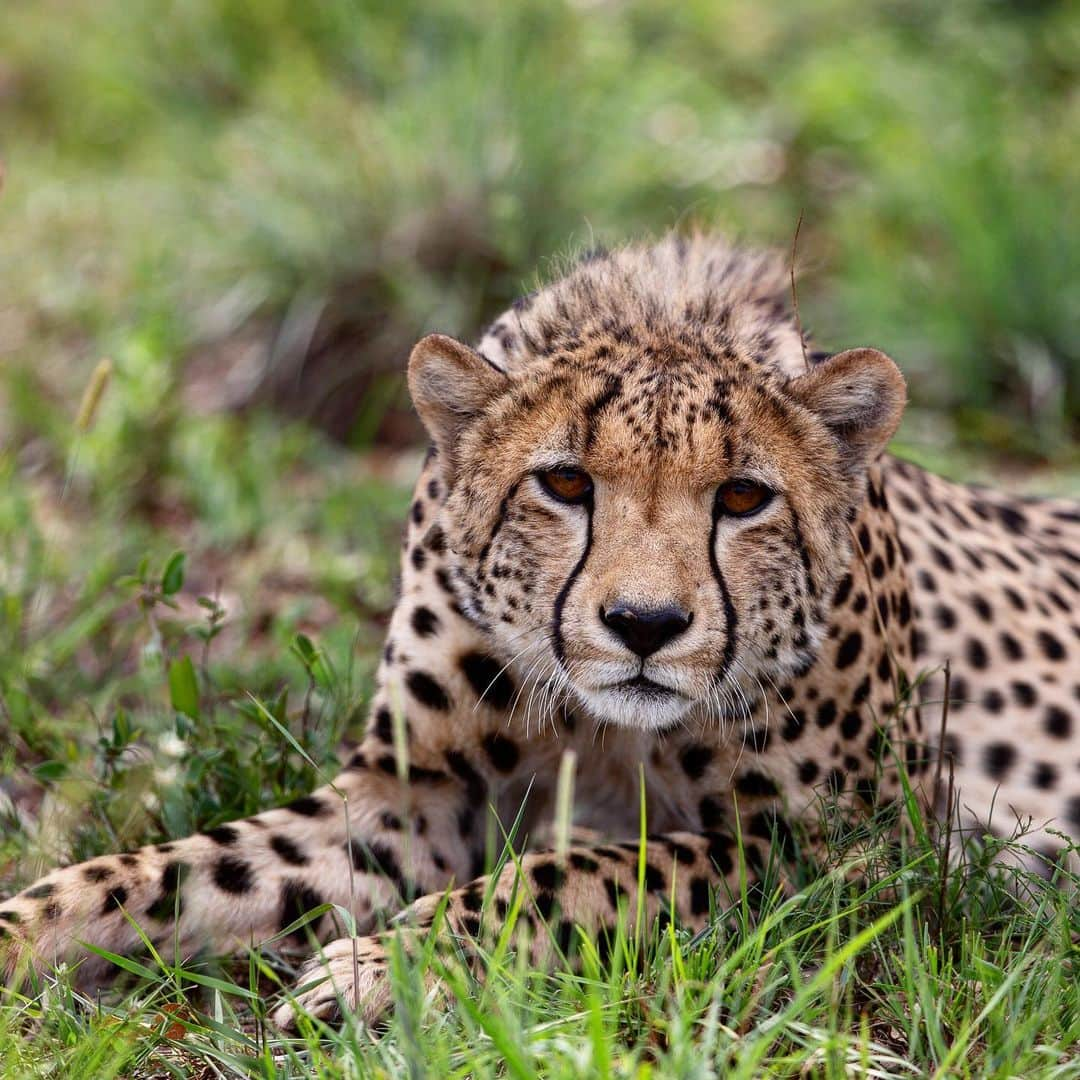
[[787, 348, 906, 470], [408, 334, 509, 482]]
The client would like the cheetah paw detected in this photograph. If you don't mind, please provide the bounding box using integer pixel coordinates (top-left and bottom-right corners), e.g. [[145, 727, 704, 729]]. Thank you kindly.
[[272, 935, 394, 1031]]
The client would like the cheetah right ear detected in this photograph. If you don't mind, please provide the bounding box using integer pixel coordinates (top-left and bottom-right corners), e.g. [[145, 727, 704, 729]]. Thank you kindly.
[[408, 334, 509, 482]]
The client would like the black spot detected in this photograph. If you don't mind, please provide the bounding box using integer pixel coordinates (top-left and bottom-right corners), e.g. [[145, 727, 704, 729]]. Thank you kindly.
[[680, 744, 714, 781], [832, 573, 854, 608], [346, 840, 418, 899], [747, 811, 796, 860], [82, 864, 113, 883], [459, 912, 483, 938], [569, 852, 599, 873], [284, 795, 330, 818], [460, 885, 484, 912], [1037, 631, 1066, 661], [780, 708, 805, 741], [534, 890, 557, 920], [1000, 632, 1023, 661], [935, 731, 961, 767], [816, 700, 837, 728], [642, 863, 666, 891], [604, 878, 628, 910], [482, 733, 520, 773], [982, 689, 1004, 713], [836, 631, 862, 669], [460, 652, 515, 711], [204, 825, 239, 846], [410, 546, 427, 571], [280, 881, 325, 942], [799, 759, 819, 783], [381, 812, 402, 830], [983, 742, 1016, 780], [532, 862, 565, 891], [851, 675, 871, 706], [1011, 681, 1037, 707], [427, 526, 447, 553], [101, 885, 128, 914], [445, 751, 487, 802], [1044, 706, 1071, 739], [24, 884, 55, 901], [1032, 762, 1058, 790], [854, 775, 879, 807], [930, 545, 954, 572], [213, 855, 254, 894], [897, 592, 912, 625], [934, 604, 956, 630], [997, 504, 1028, 533], [270, 835, 310, 866], [966, 638, 988, 670], [411, 606, 440, 638], [411, 500, 424, 525], [689, 877, 712, 916], [734, 771, 778, 797], [705, 834, 734, 875], [699, 795, 726, 829], [146, 861, 190, 921], [840, 711, 863, 739], [1067, 796, 1080, 831], [876, 651, 892, 681], [406, 670, 452, 711]]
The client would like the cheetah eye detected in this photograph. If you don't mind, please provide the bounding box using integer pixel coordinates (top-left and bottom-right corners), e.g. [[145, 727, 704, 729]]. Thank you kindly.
[[717, 479, 772, 517], [536, 466, 594, 505]]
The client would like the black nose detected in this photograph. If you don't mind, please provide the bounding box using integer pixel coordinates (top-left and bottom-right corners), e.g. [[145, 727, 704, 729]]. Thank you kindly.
[[600, 604, 693, 658]]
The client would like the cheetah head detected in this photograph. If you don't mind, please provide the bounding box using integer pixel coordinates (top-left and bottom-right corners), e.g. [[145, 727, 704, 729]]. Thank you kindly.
[[408, 329, 904, 732]]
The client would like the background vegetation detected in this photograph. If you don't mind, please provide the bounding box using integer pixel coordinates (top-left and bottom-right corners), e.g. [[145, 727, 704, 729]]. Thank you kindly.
[[0, 0, 1077, 1075]]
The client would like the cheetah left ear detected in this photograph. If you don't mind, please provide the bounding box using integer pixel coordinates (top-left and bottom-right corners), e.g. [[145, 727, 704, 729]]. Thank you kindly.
[[408, 334, 509, 484], [786, 348, 907, 471]]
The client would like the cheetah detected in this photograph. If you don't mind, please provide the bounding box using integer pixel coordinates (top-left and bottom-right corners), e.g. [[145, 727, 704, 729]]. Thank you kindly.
[[2, 233, 1078, 1030]]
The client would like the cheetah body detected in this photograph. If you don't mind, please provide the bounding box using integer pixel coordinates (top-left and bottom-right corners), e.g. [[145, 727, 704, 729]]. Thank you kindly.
[[3, 234, 1078, 1027]]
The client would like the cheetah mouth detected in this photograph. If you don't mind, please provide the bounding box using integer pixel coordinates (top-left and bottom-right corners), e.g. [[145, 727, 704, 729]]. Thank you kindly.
[[606, 674, 683, 698]]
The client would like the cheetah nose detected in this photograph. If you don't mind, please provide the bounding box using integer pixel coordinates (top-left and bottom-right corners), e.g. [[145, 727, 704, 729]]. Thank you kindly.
[[600, 604, 693, 658]]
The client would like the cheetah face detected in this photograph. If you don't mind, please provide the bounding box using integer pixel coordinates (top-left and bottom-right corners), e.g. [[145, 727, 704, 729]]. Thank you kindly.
[[409, 334, 905, 732]]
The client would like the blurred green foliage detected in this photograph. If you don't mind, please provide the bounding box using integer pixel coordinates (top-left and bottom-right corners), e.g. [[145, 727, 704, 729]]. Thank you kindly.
[[1, 0, 1078, 455]]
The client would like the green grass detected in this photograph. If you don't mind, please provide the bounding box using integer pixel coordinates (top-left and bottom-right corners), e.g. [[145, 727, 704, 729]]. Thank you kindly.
[[1, 0, 1080, 1074], [1, 741, 1078, 1077]]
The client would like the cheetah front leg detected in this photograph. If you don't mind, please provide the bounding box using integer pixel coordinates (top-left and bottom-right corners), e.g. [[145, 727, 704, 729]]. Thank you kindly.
[[0, 749, 481, 989], [273, 828, 770, 1029]]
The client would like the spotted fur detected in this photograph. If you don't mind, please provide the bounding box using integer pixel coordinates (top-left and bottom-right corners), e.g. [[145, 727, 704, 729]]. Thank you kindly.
[[2, 234, 1077, 1030]]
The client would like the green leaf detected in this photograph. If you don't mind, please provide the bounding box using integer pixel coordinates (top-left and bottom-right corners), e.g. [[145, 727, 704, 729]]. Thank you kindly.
[[168, 655, 200, 719], [161, 550, 186, 596], [32, 760, 68, 782], [291, 632, 317, 667]]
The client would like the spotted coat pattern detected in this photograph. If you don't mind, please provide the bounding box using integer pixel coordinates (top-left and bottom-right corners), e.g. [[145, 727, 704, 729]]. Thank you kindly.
[[2, 234, 1078, 1029]]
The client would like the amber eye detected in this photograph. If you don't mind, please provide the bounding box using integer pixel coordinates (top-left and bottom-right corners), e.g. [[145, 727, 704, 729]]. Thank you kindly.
[[717, 479, 772, 517], [537, 466, 594, 504]]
